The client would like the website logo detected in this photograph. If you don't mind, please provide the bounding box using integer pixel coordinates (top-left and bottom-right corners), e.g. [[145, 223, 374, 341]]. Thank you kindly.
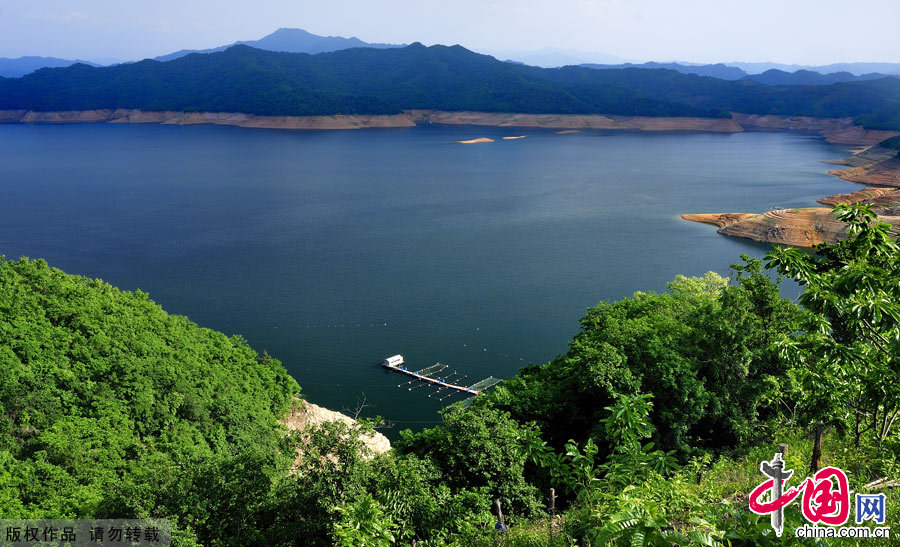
[[749, 452, 890, 539]]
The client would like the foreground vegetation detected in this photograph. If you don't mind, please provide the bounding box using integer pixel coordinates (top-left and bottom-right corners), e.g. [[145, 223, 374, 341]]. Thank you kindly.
[[1, 203, 897, 545]]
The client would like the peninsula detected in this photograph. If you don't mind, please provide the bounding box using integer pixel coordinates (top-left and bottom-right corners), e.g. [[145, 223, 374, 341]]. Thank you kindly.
[[682, 130, 900, 247]]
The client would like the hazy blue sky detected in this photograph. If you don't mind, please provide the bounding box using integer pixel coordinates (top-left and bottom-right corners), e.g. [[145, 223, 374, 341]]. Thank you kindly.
[[1, 0, 898, 64]]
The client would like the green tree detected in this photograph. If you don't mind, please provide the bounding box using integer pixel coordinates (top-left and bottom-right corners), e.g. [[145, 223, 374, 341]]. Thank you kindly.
[[766, 203, 900, 469], [396, 406, 543, 520], [333, 493, 397, 547], [489, 268, 798, 460]]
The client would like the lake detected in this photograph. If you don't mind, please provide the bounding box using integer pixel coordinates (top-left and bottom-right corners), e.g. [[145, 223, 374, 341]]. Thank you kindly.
[[0, 123, 859, 434]]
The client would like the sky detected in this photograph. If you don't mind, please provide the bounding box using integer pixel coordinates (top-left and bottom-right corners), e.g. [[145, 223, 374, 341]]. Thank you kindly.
[[1, 0, 899, 65]]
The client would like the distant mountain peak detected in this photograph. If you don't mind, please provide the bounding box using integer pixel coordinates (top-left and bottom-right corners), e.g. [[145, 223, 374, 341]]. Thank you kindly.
[[273, 27, 313, 34], [0, 56, 101, 78], [153, 27, 404, 62], [268, 27, 358, 41]]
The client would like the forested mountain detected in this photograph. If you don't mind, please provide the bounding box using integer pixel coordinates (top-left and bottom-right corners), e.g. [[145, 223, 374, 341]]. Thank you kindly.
[[856, 102, 900, 130], [581, 61, 749, 80], [732, 60, 900, 76], [0, 44, 720, 117], [0, 28, 402, 77], [2, 43, 899, 123], [741, 68, 893, 86], [534, 64, 900, 119], [581, 62, 895, 85], [154, 27, 402, 62]]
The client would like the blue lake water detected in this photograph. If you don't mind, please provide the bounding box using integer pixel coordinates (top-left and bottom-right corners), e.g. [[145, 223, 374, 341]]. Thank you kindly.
[[0, 123, 860, 433]]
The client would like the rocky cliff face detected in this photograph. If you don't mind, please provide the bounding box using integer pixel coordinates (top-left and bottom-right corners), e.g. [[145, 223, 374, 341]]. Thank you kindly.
[[683, 200, 900, 247], [684, 208, 849, 246], [280, 399, 391, 465]]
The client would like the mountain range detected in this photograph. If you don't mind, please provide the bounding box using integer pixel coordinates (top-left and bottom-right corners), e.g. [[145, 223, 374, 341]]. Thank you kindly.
[[3, 42, 899, 129], [0, 28, 401, 78], [727, 61, 900, 76], [3, 28, 900, 81], [153, 27, 403, 62], [0, 44, 719, 118], [581, 62, 747, 80], [580, 62, 897, 85]]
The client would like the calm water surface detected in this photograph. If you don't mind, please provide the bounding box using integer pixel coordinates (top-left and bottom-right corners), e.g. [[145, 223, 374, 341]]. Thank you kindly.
[[0, 123, 860, 433]]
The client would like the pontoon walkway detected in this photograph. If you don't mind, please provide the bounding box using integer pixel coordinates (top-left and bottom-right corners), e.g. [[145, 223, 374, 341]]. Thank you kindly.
[[381, 355, 500, 396]]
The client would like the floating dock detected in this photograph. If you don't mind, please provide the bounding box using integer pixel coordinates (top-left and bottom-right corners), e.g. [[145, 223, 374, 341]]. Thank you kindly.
[[382, 355, 501, 398]]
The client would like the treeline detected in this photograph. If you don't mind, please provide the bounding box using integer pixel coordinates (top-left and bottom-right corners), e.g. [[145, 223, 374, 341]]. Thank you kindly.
[[0, 45, 713, 118], [537, 64, 900, 119], [2, 43, 899, 123], [0, 258, 298, 539], [857, 103, 900, 131], [1, 204, 898, 545]]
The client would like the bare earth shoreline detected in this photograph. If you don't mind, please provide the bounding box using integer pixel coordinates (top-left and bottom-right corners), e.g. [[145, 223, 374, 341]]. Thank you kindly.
[[0, 108, 745, 132], [0, 108, 891, 140], [0, 108, 418, 130], [3, 107, 899, 247], [681, 114, 900, 247]]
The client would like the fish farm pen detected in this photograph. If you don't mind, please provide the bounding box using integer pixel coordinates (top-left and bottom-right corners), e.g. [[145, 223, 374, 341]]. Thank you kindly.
[[381, 355, 502, 400]]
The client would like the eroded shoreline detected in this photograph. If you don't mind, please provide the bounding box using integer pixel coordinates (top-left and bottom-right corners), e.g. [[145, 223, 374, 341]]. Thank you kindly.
[[681, 118, 900, 247], [0, 108, 744, 133], [0, 109, 417, 130]]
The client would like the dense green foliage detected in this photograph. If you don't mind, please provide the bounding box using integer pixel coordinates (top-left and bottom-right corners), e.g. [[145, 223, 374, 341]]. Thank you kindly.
[[396, 406, 543, 519], [537, 65, 900, 118], [0, 258, 519, 545], [882, 134, 900, 151], [767, 204, 900, 452], [856, 103, 900, 130], [3, 43, 899, 120], [481, 267, 799, 458], [2, 205, 898, 545], [0, 258, 297, 521]]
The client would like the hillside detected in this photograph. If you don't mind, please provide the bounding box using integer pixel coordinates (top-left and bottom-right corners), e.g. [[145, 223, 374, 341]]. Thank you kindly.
[[0, 257, 298, 521], [741, 68, 892, 86], [857, 102, 900, 130], [0, 44, 719, 118], [2, 43, 899, 124], [580, 61, 748, 80], [535, 65, 900, 119], [581, 62, 894, 85]]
